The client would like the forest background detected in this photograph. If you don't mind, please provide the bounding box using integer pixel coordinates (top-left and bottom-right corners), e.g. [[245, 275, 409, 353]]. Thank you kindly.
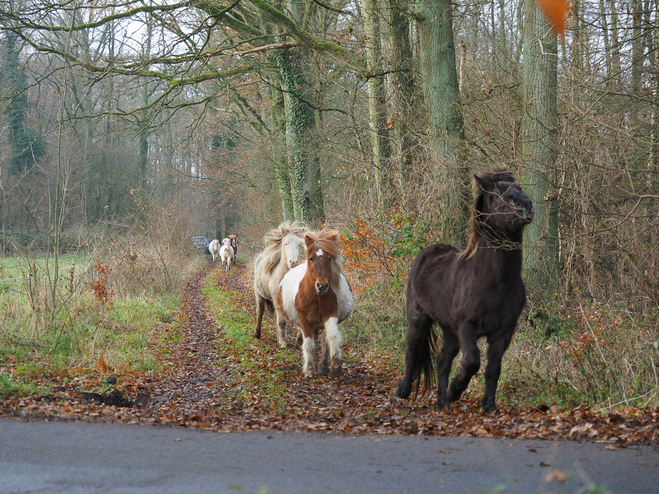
[[0, 0, 658, 411]]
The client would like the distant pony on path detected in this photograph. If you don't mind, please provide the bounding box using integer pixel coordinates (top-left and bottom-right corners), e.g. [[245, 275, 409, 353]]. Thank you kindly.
[[253, 222, 308, 347], [219, 238, 234, 273], [228, 234, 238, 264], [396, 168, 534, 412], [276, 230, 354, 377], [208, 239, 221, 262]]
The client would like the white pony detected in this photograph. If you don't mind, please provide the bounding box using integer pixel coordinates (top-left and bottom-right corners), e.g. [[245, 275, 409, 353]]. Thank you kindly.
[[208, 239, 221, 262], [253, 221, 308, 348], [219, 238, 234, 272]]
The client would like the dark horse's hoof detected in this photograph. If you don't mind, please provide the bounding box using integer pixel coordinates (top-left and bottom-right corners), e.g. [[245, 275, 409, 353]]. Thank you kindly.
[[436, 399, 450, 410], [481, 399, 499, 414], [396, 382, 411, 399]]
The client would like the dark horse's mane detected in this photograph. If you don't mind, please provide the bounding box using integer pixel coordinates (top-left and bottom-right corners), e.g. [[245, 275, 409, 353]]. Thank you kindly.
[[460, 168, 517, 260]]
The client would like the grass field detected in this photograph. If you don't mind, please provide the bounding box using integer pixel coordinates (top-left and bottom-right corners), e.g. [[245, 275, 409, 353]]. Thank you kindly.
[[0, 249, 202, 399]]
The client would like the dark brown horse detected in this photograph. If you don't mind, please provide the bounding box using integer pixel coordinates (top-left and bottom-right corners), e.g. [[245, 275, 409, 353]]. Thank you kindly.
[[396, 169, 534, 412]]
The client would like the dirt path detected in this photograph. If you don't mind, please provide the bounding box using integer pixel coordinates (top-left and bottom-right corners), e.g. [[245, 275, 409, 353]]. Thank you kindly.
[[1, 261, 657, 444]]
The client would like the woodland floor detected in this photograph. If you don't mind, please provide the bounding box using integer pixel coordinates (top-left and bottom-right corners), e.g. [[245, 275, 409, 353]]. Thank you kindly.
[[1, 262, 657, 446]]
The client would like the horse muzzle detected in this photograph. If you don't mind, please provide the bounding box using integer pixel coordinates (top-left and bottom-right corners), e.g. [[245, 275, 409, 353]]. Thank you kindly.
[[315, 282, 330, 295]]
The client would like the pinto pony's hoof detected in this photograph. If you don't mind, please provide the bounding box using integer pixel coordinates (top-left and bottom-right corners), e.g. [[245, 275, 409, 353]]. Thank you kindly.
[[318, 362, 329, 375]]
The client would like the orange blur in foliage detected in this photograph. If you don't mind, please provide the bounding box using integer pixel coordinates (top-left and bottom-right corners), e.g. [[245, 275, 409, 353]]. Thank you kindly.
[[537, 0, 568, 36]]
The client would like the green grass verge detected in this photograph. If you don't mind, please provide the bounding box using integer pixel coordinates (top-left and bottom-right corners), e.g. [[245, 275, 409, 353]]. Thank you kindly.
[[202, 271, 301, 413]]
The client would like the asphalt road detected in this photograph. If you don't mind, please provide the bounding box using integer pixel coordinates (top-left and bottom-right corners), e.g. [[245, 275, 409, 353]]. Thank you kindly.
[[1, 418, 657, 494]]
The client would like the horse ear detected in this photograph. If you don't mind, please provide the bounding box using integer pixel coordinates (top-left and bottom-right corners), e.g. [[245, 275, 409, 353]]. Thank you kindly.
[[474, 174, 486, 190], [304, 233, 315, 249]]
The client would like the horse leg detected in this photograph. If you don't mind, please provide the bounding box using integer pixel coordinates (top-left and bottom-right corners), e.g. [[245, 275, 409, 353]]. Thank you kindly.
[[396, 304, 434, 399], [301, 329, 315, 378], [254, 296, 266, 339], [436, 329, 460, 409], [275, 310, 287, 348], [447, 326, 480, 404], [319, 334, 329, 375], [321, 317, 342, 376], [481, 330, 514, 412]]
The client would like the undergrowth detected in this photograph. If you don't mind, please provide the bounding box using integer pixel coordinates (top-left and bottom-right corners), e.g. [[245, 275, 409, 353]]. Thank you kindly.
[[0, 240, 204, 398], [340, 213, 659, 412]]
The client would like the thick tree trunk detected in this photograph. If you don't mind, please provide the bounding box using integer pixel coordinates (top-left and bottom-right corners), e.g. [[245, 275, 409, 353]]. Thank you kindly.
[[268, 84, 295, 221], [363, 0, 391, 205], [275, 46, 324, 226], [387, 0, 417, 195], [521, 0, 560, 299], [416, 0, 469, 242]]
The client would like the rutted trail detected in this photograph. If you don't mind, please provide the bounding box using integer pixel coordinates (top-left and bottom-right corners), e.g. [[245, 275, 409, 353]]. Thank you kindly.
[[147, 263, 226, 417]]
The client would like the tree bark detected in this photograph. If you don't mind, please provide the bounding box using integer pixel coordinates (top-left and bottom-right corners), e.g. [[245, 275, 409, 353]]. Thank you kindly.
[[521, 0, 560, 299], [363, 0, 391, 205], [275, 45, 324, 226], [416, 0, 469, 242], [387, 0, 416, 195]]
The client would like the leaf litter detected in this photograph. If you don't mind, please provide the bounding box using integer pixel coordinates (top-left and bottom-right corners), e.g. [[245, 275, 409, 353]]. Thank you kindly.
[[1, 262, 657, 445]]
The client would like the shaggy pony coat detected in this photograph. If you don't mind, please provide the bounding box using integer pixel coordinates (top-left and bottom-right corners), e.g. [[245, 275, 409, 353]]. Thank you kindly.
[[396, 169, 534, 411], [219, 238, 234, 273], [208, 239, 221, 262], [276, 230, 354, 377], [253, 222, 309, 347]]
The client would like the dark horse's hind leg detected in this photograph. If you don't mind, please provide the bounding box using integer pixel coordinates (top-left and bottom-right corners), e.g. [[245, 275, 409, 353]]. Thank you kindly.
[[481, 331, 514, 412], [447, 325, 480, 404], [436, 329, 460, 409], [396, 308, 433, 399]]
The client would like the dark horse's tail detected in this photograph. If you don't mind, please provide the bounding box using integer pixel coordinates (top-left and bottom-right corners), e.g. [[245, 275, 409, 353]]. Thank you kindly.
[[396, 318, 437, 399]]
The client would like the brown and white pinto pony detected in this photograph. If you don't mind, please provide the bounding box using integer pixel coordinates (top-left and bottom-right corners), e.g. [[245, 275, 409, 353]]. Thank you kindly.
[[276, 230, 354, 377], [228, 234, 238, 264]]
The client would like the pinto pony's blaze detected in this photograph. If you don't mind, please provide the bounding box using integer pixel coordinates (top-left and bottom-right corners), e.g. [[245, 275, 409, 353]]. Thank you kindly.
[[396, 168, 534, 412], [276, 229, 354, 377], [253, 222, 308, 347]]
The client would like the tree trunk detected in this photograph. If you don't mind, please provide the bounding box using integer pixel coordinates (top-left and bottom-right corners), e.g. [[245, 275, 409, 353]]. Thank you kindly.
[[387, 0, 417, 195], [521, 0, 560, 300], [268, 83, 295, 221], [275, 46, 324, 226], [363, 0, 391, 205], [416, 0, 469, 242]]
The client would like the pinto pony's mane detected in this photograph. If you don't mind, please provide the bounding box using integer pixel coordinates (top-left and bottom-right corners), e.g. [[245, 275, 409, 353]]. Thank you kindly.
[[260, 222, 308, 276], [460, 168, 517, 260], [304, 230, 344, 288]]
